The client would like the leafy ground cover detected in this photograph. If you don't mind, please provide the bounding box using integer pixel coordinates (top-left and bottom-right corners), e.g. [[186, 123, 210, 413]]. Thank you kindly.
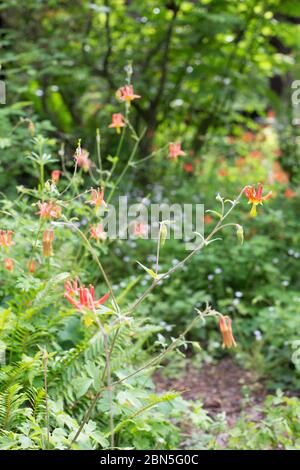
[[0, 0, 300, 451]]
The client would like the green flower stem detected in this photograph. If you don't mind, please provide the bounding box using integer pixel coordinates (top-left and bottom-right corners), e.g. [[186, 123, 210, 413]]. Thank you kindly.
[[127, 187, 246, 314], [57, 220, 119, 313]]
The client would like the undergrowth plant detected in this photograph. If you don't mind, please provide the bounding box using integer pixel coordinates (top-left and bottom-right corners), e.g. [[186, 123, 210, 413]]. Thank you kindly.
[[0, 69, 272, 450]]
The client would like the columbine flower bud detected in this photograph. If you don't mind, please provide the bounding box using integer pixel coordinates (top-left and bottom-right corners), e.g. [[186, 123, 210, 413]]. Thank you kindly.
[[42, 230, 54, 257], [219, 315, 237, 348], [236, 224, 244, 245], [28, 120, 35, 136], [28, 260, 36, 273], [160, 222, 168, 246]]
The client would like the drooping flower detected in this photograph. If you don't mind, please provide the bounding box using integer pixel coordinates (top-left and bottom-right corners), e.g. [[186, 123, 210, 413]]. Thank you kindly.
[[218, 168, 228, 178], [235, 157, 246, 167], [108, 113, 126, 134], [249, 150, 263, 160], [37, 201, 61, 219], [271, 162, 289, 184], [28, 260, 36, 273], [266, 110, 276, 124], [0, 230, 13, 248], [242, 131, 255, 143], [74, 143, 92, 172], [64, 279, 79, 296], [204, 214, 213, 225], [90, 223, 107, 241], [133, 222, 148, 238], [169, 142, 185, 160], [4, 258, 14, 272], [183, 163, 194, 173], [64, 282, 110, 312], [116, 85, 141, 104], [51, 170, 61, 183], [219, 315, 237, 349], [89, 187, 106, 208], [284, 188, 296, 199], [42, 229, 54, 257], [244, 183, 272, 217]]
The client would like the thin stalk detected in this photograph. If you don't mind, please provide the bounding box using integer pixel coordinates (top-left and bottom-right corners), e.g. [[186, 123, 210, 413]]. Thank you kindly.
[[155, 224, 162, 275], [127, 187, 246, 314], [68, 327, 120, 448], [95, 317, 114, 448], [96, 129, 103, 183], [56, 220, 119, 313], [28, 218, 44, 268], [69, 307, 217, 447], [43, 349, 50, 448], [106, 134, 143, 204], [67, 188, 246, 448]]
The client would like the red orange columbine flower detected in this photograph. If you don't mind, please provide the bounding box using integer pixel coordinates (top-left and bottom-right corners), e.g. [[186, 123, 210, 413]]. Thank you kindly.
[[74, 144, 92, 172], [4, 258, 14, 272], [108, 113, 126, 134], [284, 188, 296, 199], [169, 142, 185, 160], [116, 85, 141, 104], [183, 163, 194, 173], [244, 183, 272, 217], [64, 281, 110, 312], [249, 150, 263, 160], [64, 279, 79, 296], [219, 315, 236, 349], [0, 230, 13, 248], [133, 222, 148, 238], [89, 187, 106, 208], [90, 223, 107, 241], [204, 214, 213, 225], [37, 201, 61, 219], [51, 170, 61, 183]]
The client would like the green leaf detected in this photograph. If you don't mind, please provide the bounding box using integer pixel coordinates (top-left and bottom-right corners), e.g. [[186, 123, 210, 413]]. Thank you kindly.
[[72, 377, 94, 398], [136, 262, 166, 280]]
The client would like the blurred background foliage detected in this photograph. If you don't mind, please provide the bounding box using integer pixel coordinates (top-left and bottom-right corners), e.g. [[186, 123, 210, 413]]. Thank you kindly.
[[1, 0, 300, 186], [1, 0, 300, 449]]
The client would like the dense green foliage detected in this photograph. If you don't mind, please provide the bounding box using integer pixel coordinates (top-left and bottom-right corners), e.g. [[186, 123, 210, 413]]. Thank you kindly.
[[0, 0, 300, 451]]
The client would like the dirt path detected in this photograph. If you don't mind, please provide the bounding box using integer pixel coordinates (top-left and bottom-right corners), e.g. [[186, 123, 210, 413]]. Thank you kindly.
[[154, 357, 266, 426]]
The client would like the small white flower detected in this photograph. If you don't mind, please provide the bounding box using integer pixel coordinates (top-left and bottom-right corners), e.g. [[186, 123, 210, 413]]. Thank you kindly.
[[235, 291, 243, 298], [254, 330, 263, 341]]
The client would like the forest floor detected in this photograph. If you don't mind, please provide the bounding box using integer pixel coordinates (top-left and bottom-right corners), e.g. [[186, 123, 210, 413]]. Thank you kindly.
[[154, 357, 267, 447]]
